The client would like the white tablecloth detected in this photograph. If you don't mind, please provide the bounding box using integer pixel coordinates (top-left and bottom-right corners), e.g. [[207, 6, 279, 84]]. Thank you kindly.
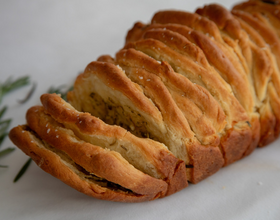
[[1, 1, 280, 219]]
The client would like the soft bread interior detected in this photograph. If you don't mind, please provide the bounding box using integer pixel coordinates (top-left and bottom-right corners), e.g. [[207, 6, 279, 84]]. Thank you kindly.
[[67, 62, 189, 164]]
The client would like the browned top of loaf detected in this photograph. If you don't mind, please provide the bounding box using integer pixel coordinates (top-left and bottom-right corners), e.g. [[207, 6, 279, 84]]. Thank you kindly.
[[143, 27, 254, 114], [233, 1, 280, 20], [196, 4, 255, 113], [232, 8, 280, 67], [151, 10, 224, 43]]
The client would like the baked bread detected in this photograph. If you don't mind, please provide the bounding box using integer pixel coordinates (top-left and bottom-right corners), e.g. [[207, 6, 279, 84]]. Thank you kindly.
[[9, 0, 280, 202]]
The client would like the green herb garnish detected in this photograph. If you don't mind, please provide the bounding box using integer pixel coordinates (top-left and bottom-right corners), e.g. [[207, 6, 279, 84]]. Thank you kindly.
[[13, 158, 32, 182]]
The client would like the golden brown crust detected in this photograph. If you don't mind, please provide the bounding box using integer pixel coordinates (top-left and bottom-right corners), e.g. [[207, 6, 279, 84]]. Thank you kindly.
[[220, 123, 252, 164], [196, 4, 252, 72], [151, 10, 224, 42], [186, 141, 225, 184], [40, 93, 188, 196], [97, 55, 116, 64], [9, 125, 158, 202], [195, 4, 273, 152]]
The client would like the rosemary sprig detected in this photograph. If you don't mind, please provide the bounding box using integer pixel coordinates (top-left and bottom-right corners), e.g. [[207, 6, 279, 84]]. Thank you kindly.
[[0, 76, 35, 180], [0, 147, 15, 158], [17, 82, 37, 104], [0, 119, 12, 149], [48, 84, 73, 101], [13, 158, 32, 182], [0, 106, 7, 120], [0, 76, 30, 104], [0, 119, 12, 133], [0, 106, 8, 148], [0, 133, 7, 146]]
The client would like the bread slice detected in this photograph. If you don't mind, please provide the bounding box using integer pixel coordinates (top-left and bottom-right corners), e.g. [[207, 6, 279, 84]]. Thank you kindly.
[[9, 125, 161, 202], [68, 61, 224, 183], [25, 105, 169, 197], [40, 93, 188, 195]]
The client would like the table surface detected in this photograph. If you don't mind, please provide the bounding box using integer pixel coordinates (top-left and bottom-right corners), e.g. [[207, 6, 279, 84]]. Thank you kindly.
[[1, 1, 280, 219]]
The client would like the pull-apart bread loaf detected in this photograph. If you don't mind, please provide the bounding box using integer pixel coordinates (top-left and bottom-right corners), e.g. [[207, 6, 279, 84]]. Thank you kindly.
[[9, 0, 280, 202]]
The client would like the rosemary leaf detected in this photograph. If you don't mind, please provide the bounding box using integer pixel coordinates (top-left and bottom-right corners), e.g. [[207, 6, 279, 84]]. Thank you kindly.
[[0, 165, 8, 168], [17, 82, 37, 104], [13, 158, 32, 183], [0, 147, 15, 158], [0, 133, 8, 148], [0, 106, 7, 120], [0, 76, 30, 104], [2, 76, 29, 93], [0, 119, 12, 135]]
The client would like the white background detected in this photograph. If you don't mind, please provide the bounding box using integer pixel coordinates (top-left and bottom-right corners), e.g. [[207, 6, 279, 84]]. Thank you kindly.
[[1, 0, 280, 219]]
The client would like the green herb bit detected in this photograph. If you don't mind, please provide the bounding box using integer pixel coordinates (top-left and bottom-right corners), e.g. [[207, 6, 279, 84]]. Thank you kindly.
[[0, 76, 30, 104], [0, 106, 7, 120], [0, 165, 8, 168], [17, 82, 37, 104], [13, 158, 32, 183], [0, 147, 15, 158]]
